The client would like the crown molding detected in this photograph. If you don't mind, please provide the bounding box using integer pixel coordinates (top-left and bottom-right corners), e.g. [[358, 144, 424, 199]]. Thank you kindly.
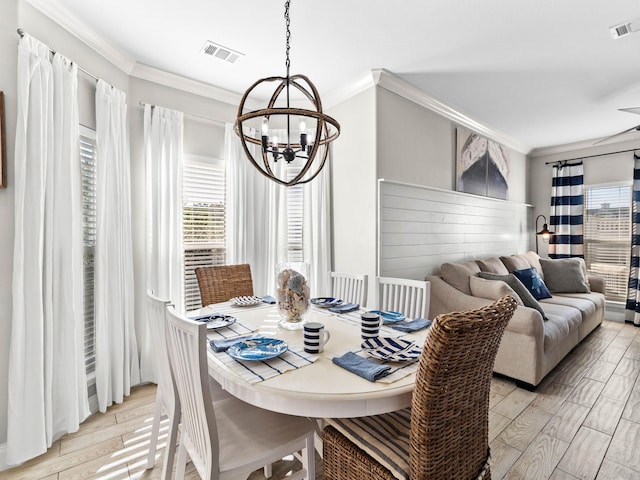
[[130, 63, 251, 108], [322, 71, 377, 110], [529, 135, 640, 158], [23, 1, 538, 150], [24, 0, 136, 73], [371, 68, 531, 155]]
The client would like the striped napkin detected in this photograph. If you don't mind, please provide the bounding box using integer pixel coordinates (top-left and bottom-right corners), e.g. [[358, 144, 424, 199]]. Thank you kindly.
[[211, 346, 318, 384]]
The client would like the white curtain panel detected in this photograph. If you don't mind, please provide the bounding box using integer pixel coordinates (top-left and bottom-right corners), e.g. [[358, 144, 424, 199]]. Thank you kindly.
[[94, 80, 141, 411], [225, 125, 332, 297], [225, 124, 283, 296], [143, 105, 184, 379], [304, 152, 332, 297], [8, 35, 90, 465]]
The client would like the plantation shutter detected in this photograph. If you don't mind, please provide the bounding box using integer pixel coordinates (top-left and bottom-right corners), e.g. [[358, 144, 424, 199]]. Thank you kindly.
[[287, 166, 304, 262], [80, 127, 97, 402], [183, 156, 226, 311], [584, 184, 631, 301]]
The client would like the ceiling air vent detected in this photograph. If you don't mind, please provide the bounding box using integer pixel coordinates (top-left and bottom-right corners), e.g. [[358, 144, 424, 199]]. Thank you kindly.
[[200, 40, 244, 64], [610, 18, 640, 39]]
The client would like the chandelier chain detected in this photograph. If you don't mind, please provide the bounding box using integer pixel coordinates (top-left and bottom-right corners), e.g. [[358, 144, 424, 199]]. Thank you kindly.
[[284, 0, 291, 72]]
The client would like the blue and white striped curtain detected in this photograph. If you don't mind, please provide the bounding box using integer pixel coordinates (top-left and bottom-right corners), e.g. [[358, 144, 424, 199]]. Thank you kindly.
[[625, 154, 640, 325], [549, 162, 584, 258]]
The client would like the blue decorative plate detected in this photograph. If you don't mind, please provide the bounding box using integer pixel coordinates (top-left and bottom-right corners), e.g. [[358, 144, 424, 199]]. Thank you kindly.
[[367, 310, 406, 324], [227, 338, 288, 361], [361, 337, 421, 362], [189, 313, 236, 330], [311, 297, 343, 308]]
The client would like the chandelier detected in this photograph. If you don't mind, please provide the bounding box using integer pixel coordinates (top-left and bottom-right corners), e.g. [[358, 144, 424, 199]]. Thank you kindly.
[[235, 0, 340, 186]]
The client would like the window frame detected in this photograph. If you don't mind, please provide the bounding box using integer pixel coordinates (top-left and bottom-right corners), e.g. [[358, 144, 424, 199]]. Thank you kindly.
[[182, 154, 226, 311], [583, 181, 632, 302], [80, 124, 97, 409]]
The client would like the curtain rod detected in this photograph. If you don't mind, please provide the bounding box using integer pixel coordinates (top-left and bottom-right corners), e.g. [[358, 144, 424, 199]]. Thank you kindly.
[[17, 28, 99, 82], [545, 147, 639, 165], [138, 101, 226, 126]]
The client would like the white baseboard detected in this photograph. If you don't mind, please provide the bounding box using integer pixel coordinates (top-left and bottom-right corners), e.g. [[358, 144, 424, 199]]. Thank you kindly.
[[0, 443, 8, 472], [606, 301, 626, 322]]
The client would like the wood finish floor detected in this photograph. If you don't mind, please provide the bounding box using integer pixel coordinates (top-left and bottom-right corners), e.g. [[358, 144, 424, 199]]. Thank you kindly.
[[2, 319, 640, 480]]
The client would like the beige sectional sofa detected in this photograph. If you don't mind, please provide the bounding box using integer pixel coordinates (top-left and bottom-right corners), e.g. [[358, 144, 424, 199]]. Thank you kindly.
[[427, 251, 606, 389]]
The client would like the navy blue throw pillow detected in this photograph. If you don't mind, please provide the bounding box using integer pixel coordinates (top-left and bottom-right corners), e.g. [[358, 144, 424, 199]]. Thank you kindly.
[[512, 267, 552, 300]]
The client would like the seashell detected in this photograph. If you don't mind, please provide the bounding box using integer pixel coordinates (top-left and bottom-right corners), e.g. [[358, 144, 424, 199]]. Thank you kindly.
[[287, 272, 305, 294]]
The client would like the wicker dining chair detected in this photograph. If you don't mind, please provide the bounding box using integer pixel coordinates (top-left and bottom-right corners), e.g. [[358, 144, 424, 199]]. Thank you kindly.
[[323, 295, 518, 480], [195, 263, 254, 306]]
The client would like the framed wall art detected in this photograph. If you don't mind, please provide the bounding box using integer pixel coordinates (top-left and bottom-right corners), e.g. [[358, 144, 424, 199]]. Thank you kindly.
[[0, 91, 5, 188], [456, 126, 510, 200]]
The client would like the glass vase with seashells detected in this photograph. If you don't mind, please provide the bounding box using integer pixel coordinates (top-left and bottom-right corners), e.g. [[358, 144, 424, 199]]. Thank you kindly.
[[275, 262, 310, 330]]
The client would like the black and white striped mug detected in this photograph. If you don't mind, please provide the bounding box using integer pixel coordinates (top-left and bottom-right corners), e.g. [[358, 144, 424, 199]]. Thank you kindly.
[[361, 312, 381, 339], [303, 322, 331, 353]]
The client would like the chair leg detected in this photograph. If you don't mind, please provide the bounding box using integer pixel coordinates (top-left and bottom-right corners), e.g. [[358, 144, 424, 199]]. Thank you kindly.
[[161, 408, 180, 480], [175, 439, 188, 480], [146, 391, 163, 468], [304, 433, 315, 479]]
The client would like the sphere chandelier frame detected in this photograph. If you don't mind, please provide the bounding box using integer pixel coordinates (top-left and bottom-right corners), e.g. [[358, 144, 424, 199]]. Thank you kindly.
[[234, 0, 340, 187]]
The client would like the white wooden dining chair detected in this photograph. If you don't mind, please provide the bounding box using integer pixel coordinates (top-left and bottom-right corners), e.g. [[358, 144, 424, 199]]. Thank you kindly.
[[376, 277, 430, 319], [145, 290, 179, 480], [164, 306, 316, 480], [329, 271, 368, 306]]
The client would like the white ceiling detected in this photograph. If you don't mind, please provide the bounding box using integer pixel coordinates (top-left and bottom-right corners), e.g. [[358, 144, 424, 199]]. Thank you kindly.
[[34, 0, 640, 152]]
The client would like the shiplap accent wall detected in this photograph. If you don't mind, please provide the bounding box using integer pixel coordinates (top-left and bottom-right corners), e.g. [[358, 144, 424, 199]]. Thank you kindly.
[[378, 179, 532, 279]]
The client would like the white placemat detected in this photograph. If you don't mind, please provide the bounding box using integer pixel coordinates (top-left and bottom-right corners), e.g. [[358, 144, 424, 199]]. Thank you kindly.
[[201, 300, 273, 315], [207, 321, 257, 339], [211, 345, 318, 384], [337, 310, 403, 338]]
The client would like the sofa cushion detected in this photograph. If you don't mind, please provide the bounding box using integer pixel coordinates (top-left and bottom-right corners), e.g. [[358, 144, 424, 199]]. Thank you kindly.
[[478, 272, 547, 320], [500, 254, 532, 273], [523, 251, 545, 279], [542, 305, 582, 351], [469, 276, 524, 305], [513, 267, 553, 300], [556, 292, 605, 311], [541, 295, 597, 321], [539, 258, 590, 293], [476, 257, 510, 275], [440, 261, 481, 295]]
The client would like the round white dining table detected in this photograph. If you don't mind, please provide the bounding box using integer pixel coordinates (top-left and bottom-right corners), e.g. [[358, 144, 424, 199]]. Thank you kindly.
[[202, 302, 430, 418]]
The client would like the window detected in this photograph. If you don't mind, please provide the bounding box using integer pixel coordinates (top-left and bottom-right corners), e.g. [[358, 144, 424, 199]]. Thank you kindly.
[[584, 184, 631, 302], [80, 126, 97, 405], [286, 166, 304, 262], [183, 156, 226, 311], [181, 158, 306, 309]]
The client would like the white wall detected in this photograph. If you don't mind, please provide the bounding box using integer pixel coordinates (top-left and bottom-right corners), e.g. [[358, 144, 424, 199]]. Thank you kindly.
[[375, 87, 529, 205], [0, 0, 19, 452], [329, 87, 378, 304], [330, 83, 531, 306]]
